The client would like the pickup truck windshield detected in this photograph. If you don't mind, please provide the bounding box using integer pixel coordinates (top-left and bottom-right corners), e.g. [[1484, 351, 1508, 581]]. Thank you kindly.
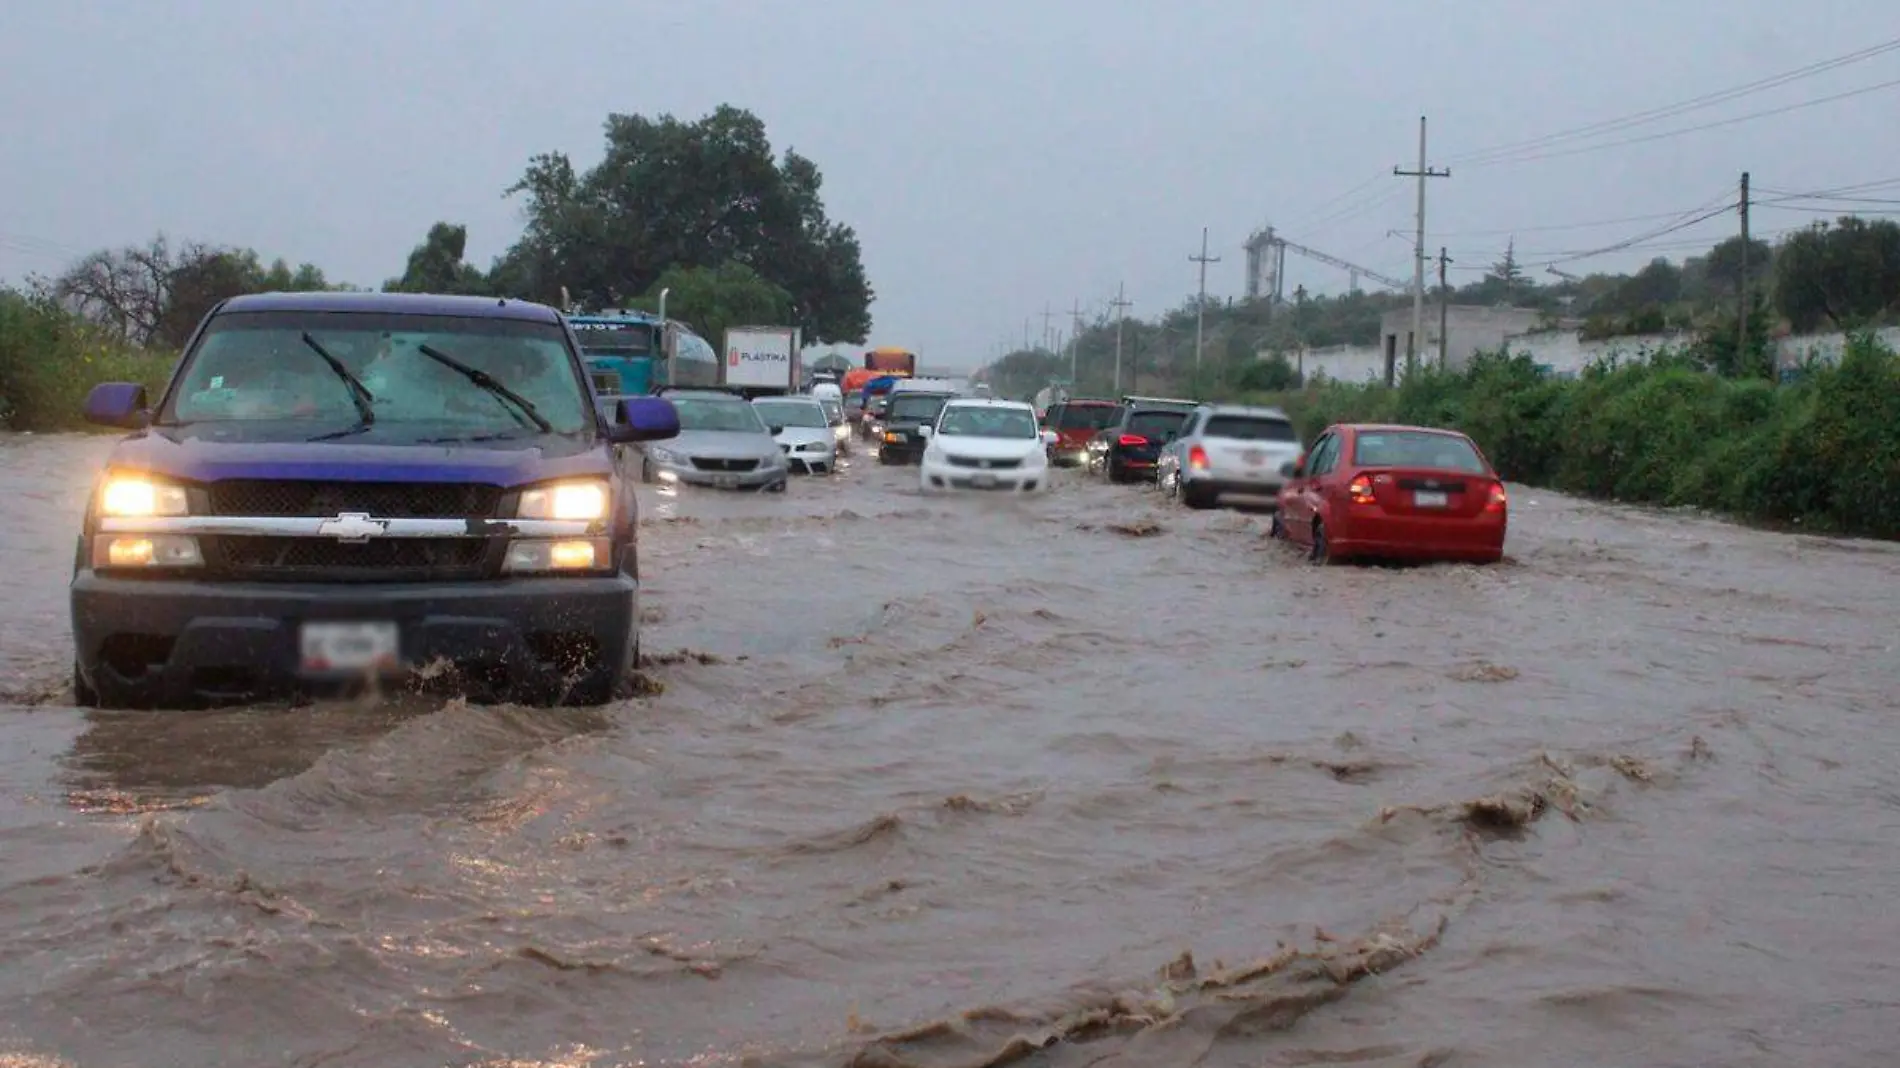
[[163, 311, 590, 435]]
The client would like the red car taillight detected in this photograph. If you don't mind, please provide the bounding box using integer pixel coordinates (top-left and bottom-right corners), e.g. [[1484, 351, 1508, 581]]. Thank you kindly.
[[1486, 481, 1508, 512], [1188, 444, 1209, 470], [1118, 434, 1149, 447], [1347, 474, 1375, 504]]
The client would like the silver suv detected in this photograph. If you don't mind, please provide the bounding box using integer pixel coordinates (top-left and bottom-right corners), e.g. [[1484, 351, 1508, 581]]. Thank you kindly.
[[1157, 404, 1302, 509]]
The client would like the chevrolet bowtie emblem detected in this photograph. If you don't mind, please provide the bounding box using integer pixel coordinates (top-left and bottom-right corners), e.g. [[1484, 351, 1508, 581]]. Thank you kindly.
[[316, 512, 388, 542]]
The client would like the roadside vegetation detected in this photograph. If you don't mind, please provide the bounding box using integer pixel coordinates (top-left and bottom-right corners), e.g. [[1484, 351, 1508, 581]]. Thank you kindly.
[[1254, 335, 1900, 539], [0, 104, 872, 431]]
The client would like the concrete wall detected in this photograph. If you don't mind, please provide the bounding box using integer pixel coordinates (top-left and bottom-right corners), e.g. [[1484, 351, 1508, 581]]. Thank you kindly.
[[1264, 323, 1900, 383], [1380, 305, 1548, 374]]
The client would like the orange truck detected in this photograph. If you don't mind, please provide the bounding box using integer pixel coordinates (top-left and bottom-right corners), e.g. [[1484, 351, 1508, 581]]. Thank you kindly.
[[864, 346, 918, 376]]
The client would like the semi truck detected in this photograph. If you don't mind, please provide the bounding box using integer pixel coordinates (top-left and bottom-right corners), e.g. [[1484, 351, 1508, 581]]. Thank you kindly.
[[722, 325, 803, 399], [566, 308, 718, 395]]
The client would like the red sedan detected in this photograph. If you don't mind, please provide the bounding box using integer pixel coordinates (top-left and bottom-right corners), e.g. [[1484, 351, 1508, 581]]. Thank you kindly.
[[1272, 423, 1507, 565]]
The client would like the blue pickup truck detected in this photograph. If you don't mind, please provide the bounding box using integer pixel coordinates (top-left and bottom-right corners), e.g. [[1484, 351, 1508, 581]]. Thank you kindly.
[[70, 291, 682, 709]]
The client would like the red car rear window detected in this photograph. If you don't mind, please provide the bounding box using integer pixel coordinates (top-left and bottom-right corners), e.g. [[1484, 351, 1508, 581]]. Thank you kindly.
[[1351, 430, 1487, 473]]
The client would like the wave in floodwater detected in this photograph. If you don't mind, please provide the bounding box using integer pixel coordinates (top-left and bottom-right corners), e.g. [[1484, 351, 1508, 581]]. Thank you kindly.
[[2, 432, 1900, 1067]]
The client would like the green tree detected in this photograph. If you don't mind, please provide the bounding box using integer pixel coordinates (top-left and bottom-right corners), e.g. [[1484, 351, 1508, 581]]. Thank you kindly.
[[497, 104, 874, 344], [385, 222, 491, 295], [1773, 216, 1900, 333], [633, 262, 793, 348]]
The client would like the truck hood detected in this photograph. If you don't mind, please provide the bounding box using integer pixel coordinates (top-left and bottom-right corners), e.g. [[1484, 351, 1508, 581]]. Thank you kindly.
[[105, 423, 609, 486]]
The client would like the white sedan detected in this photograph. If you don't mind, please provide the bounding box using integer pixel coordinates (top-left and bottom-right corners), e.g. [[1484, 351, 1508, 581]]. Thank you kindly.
[[917, 399, 1058, 494]]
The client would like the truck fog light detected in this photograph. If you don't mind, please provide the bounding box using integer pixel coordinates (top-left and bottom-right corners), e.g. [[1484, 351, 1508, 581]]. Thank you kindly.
[[505, 538, 606, 573], [96, 534, 203, 569]]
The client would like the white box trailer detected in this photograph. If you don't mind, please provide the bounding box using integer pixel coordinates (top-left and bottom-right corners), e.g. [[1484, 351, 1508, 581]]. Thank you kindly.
[[722, 325, 802, 396]]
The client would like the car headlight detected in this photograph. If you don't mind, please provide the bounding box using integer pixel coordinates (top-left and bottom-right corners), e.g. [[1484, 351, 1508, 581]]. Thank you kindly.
[[646, 445, 682, 465], [97, 473, 190, 517], [517, 478, 610, 520]]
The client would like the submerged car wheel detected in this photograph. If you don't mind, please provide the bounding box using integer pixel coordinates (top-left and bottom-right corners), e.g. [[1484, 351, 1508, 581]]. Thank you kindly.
[[1268, 511, 1287, 540], [1310, 519, 1339, 566]]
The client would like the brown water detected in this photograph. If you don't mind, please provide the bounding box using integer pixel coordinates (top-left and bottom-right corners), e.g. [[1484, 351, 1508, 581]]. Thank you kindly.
[[2, 431, 1898, 1068]]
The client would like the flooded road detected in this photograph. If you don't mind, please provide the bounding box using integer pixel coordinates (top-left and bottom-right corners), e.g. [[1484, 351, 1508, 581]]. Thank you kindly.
[[3, 431, 1898, 1067]]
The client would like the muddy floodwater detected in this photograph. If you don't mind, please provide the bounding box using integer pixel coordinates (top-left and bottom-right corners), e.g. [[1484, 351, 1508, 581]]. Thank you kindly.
[[2, 431, 1898, 1067]]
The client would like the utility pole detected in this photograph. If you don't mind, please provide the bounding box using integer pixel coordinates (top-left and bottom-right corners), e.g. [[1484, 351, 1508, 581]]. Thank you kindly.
[[1190, 227, 1220, 381], [1293, 284, 1309, 382], [1022, 318, 1031, 351], [1040, 303, 1057, 353], [1108, 283, 1132, 393], [1393, 115, 1450, 381], [1068, 298, 1084, 384], [1737, 171, 1751, 365], [1437, 247, 1452, 369]]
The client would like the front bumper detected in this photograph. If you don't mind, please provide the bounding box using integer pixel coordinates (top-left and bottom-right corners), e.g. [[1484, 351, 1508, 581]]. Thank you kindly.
[[649, 454, 787, 489], [879, 437, 927, 464], [780, 444, 837, 472], [920, 458, 1047, 492], [71, 570, 638, 707]]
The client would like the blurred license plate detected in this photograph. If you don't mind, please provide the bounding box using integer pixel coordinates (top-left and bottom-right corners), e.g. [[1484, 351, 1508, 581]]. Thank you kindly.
[[713, 474, 738, 488], [1414, 490, 1448, 507], [301, 621, 399, 673], [1242, 449, 1264, 465], [971, 473, 998, 487]]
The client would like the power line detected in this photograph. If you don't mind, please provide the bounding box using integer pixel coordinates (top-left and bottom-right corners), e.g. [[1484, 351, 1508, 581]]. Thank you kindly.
[[1528, 204, 1737, 267], [1443, 35, 1900, 167], [1433, 198, 1739, 238], [1462, 75, 1900, 170]]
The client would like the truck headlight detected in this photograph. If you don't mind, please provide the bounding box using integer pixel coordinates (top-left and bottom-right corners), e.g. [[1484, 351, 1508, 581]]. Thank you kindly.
[[98, 473, 189, 517], [516, 478, 610, 520]]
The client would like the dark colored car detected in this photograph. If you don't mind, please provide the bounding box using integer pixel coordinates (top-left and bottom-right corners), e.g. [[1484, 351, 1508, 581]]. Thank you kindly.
[[1274, 423, 1508, 565], [69, 291, 681, 710], [858, 393, 892, 441], [1087, 404, 1195, 483], [1041, 399, 1121, 466], [878, 390, 957, 464]]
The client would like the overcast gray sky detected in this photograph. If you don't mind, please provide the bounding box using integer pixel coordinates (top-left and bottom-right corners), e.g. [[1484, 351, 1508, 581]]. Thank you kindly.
[[5, 0, 1898, 370]]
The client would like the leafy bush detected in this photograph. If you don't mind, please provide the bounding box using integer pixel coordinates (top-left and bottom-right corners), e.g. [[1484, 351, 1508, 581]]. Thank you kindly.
[[0, 289, 175, 432], [1237, 337, 1900, 539]]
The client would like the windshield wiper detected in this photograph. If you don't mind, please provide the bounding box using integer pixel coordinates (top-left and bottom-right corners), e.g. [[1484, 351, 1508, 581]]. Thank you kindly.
[[300, 332, 376, 433], [416, 343, 553, 432]]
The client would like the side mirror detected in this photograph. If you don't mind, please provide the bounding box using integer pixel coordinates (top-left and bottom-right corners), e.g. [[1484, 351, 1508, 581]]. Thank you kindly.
[[1040, 430, 1058, 446], [607, 396, 680, 443], [917, 425, 934, 438], [1290, 457, 1306, 478], [83, 382, 150, 429], [767, 424, 785, 435]]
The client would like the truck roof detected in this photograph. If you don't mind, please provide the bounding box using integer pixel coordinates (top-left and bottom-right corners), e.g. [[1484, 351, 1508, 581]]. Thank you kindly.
[[219, 291, 563, 323]]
